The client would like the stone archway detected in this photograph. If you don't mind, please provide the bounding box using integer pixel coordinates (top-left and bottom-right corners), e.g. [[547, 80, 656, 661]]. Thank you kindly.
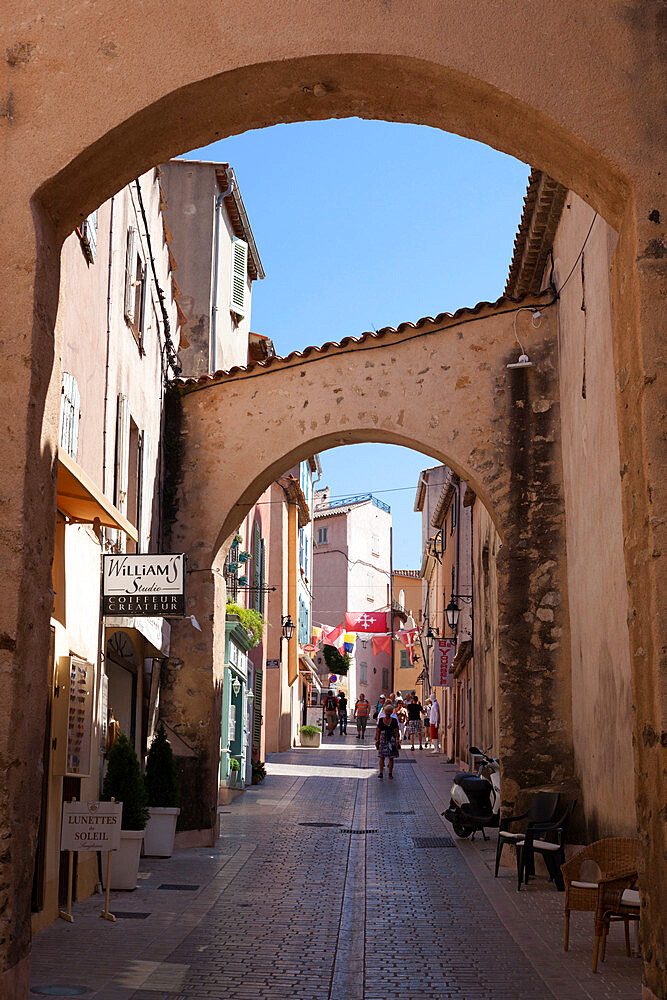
[[162, 293, 575, 833], [0, 2, 664, 994]]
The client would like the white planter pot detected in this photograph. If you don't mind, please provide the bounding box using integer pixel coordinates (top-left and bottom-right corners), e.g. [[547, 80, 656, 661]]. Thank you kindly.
[[101, 829, 143, 891], [143, 807, 180, 857], [300, 732, 321, 748]]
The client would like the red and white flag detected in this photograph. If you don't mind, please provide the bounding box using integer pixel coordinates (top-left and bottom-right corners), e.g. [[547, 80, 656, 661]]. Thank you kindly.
[[322, 623, 345, 653], [395, 628, 418, 664], [372, 634, 392, 656], [345, 611, 389, 633]]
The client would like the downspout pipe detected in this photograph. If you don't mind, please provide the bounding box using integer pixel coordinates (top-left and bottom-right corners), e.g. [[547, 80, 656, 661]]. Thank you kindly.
[[211, 174, 234, 373]]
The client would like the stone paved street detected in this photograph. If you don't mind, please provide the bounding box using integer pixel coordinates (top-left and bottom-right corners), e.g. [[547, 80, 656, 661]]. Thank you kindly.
[[30, 736, 641, 999]]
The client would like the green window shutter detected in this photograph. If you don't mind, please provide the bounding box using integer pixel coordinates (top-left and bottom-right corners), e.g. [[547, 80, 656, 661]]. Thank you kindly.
[[259, 539, 266, 615], [252, 670, 263, 751]]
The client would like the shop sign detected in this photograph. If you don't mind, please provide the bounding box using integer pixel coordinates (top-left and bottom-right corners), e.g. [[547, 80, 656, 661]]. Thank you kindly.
[[102, 554, 185, 617], [266, 659, 280, 669], [61, 801, 122, 852], [433, 639, 456, 687]]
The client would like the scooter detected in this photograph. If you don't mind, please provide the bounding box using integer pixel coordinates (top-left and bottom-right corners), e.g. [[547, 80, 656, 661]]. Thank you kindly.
[[443, 745, 500, 839]]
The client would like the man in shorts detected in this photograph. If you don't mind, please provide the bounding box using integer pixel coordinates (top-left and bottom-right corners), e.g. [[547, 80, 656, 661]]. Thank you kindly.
[[354, 693, 370, 739], [323, 690, 338, 737], [429, 695, 441, 753]]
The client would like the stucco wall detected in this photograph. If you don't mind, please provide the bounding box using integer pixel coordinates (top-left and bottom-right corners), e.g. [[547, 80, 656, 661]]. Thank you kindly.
[[471, 500, 501, 756], [553, 195, 635, 838]]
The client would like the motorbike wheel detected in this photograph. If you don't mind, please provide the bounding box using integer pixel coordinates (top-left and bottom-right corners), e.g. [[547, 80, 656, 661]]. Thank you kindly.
[[451, 818, 474, 838]]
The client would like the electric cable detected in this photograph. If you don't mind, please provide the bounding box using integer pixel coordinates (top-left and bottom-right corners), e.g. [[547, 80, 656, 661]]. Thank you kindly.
[[555, 213, 598, 295]]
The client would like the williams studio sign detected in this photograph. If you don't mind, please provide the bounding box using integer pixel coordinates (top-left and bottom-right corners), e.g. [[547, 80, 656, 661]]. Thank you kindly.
[[102, 554, 186, 617]]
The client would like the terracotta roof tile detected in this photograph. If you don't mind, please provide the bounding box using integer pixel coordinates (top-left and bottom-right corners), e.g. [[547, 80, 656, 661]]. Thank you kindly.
[[506, 169, 567, 298], [174, 291, 551, 391]]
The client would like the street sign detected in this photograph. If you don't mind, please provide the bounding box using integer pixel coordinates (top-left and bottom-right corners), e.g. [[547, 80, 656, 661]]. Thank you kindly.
[[329, 674, 337, 683], [61, 801, 122, 852], [102, 554, 186, 616]]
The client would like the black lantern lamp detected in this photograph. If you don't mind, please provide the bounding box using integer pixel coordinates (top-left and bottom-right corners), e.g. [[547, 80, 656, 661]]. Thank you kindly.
[[425, 622, 440, 648], [445, 596, 461, 631], [281, 615, 295, 641]]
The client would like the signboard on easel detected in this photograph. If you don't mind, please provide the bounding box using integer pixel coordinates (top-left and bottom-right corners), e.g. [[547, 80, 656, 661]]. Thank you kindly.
[[60, 800, 122, 924]]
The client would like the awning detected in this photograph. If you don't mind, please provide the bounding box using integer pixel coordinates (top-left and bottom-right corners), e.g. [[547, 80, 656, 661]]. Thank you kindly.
[[57, 449, 138, 542], [104, 616, 171, 657], [299, 653, 323, 690]]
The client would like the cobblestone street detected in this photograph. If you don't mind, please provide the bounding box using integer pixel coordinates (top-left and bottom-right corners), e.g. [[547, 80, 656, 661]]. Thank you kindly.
[[30, 737, 641, 1000]]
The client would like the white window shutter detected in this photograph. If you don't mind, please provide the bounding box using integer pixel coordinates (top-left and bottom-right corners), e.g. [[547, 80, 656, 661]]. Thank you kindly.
[[139, 431, 153, 552], [115, 393, 129, 514], [124, 227, 137, 323], [59, 373, 80, 461], [230, 237, 248, 316]]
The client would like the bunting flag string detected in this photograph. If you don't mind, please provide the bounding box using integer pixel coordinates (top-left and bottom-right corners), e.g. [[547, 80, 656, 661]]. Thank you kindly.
[[345, 611, 390, 633], [372, 634, 392, 656]]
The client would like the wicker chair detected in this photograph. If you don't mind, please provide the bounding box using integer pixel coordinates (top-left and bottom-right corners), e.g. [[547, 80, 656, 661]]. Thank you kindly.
[[593, 871, 640, 972], [560, 837, 639, 970]]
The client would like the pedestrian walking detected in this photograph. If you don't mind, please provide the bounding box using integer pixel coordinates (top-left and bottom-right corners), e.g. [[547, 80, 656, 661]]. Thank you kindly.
[[423, 699, 432, 747], [323, 689, 338, 737], [396, 698, 408, 740], [429, 695, 441, 753], [337, 691, 348, 735], [376, 702, 400, 779], [373, 693, 386, 720], [354, 694, 370, 739], [406, 694, 424, 750]]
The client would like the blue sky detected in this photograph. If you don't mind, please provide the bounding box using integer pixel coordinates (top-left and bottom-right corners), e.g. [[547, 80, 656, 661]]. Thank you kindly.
[[184, 120, 529, 568]]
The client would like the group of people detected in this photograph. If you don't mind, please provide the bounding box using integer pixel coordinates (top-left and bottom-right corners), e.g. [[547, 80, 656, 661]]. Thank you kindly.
[[321, 687, 442, 779], [322, 690, 371, 739], [373, 693, 441, 777]]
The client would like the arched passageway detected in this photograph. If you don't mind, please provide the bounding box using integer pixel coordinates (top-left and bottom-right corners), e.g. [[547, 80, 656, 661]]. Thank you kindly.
[[0, 2, 663, 994], [162, 294, 571, 837]]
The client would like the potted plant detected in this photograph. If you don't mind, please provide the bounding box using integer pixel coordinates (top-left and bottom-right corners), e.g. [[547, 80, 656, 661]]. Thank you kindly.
[[238, 575, 248, 587], [238, 551, 251, 564], [143, 723, 181, 857], [251, 760, 266, 785], [300, 725, 322, 749], [102, 732, 149, 890], [228, 757, 241, 786]]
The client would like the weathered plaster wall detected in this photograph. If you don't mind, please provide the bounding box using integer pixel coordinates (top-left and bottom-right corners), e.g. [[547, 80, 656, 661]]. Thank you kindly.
[[553, 195, 635, 838], [0, 0, 664, 990], [471, 500, 501, 756]]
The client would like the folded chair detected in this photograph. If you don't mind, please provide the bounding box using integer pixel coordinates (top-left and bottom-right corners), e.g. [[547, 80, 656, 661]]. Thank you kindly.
[[516, 799, 577, 891], [494, 790, 560, 876]]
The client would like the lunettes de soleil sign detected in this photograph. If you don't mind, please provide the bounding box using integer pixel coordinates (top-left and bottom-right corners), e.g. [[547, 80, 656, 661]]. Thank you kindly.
[[102, 553, 186, 616]]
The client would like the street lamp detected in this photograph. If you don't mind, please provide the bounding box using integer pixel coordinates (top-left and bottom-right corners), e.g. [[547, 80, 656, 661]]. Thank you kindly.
[[425, 622, 440, 648], [445, 596, 461, 631], [281, 615, 295, 641]]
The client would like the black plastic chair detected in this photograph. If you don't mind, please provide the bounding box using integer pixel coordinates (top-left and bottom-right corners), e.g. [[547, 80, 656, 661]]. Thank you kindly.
[[516, 799, 577, 892], [494, 791, 560, 876]]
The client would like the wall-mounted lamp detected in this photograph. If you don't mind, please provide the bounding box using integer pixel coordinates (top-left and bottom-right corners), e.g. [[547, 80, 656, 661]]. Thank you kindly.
[[231, 675, 241, 697], [281, 615, 295, 641], [428, 530, 445, 562], [446, 593, 473, 632], [425, 622, 440, 649], [507, 308, 542, 370]]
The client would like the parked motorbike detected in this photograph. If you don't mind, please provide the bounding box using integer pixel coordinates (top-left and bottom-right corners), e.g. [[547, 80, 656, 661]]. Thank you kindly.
[[443, 745, 500, 839]]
